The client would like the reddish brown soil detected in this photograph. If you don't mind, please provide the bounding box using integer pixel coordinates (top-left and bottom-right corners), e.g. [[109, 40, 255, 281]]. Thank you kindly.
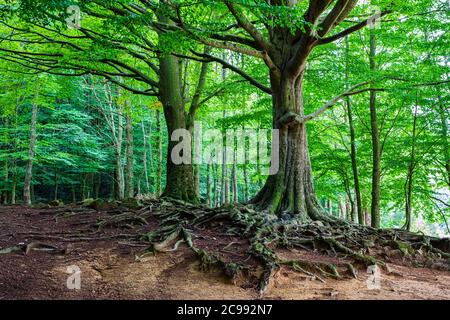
[[0, 205, 449, 300]]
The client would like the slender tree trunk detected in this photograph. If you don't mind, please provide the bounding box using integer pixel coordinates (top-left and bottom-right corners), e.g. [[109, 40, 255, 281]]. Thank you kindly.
[[11, 172, 16, 205], [365, 208, 371, 226], [369, 31, 381, 228], [125, 112, 134, 198], [242, 126, 249, 203], [345, 36, 364, 225], [141, 120, 150, 193], [95, 173, 101, 198], [72, 182, 77, 203], [232, 148, 238, 203], [54, 170, 58, 200], [221, 110, 229, 205], [206, 163, 211, 207], [345, 200, 351, 221], [23, 103, 38, 205], [1, 118, 9, 204], [155, 109, 163, 196], [404, 104, 419, 231]]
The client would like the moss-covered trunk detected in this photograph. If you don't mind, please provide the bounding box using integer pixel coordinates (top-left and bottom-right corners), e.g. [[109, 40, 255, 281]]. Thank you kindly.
[[158, 50, 197, 203], [251, 71, 324, 221]]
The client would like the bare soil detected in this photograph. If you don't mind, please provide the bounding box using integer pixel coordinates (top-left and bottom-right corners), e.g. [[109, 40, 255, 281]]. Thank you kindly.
[[0, 205, 449, 300]]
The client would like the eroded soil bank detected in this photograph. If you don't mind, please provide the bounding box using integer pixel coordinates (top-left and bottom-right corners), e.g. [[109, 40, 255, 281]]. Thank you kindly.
[[0, 204, 449, 300]]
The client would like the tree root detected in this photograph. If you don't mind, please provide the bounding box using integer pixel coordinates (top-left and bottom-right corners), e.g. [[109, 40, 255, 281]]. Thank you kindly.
[[100, 199, 450, 295]]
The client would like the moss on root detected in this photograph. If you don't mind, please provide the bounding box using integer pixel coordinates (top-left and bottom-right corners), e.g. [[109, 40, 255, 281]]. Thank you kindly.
[[113, 199, 450, 295]]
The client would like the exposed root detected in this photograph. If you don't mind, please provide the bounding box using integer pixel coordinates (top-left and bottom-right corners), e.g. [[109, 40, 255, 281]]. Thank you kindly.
[[97, 212, 148, 230], [88, 198, 450, 295]]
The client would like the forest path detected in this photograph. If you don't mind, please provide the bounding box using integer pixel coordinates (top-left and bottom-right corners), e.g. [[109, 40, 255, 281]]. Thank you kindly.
[[0, 205, 449, 300]]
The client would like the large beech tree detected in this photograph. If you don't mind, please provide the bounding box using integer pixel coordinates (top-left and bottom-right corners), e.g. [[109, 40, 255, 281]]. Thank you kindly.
[[169, 0, 391, 219]]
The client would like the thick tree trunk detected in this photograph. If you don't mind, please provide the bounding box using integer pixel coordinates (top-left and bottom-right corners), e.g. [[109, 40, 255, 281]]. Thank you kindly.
[[23, 103, 38, 205], [125, 113, 134, 198], [251, 71, 325, 221], [159, 51, 197, 202], [369, 32, 381, 228]]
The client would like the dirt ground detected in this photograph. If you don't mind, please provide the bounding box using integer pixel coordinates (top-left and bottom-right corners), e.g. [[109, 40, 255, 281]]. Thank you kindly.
[[0, 204, 449, 300]]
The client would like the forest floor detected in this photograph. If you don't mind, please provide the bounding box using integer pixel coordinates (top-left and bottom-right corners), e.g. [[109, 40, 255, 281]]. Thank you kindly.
[[0, 203, 449, 300]]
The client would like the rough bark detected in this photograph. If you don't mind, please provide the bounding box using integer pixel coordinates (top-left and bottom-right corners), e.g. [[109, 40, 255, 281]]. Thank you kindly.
[[251, 70, 326, 222], [159, 50, 197, 202]]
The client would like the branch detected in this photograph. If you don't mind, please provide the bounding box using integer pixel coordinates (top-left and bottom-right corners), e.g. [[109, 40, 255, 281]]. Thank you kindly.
[[278, 82, 386, 127], [224, 0, 270, 52], [191, 51, 271, 95], [317, 11, 392, 45]]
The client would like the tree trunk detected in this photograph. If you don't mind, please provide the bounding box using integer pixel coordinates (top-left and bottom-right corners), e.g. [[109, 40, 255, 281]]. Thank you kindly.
[[251, 70, 326, 221], [141, 119, 150, 193], [113, 106, 125, 200], [243, 126, 249, 203], [232, 148, 238, 203], [369, 31, 381, 228], [54, 170, 58, 200], [23, 103, 38, 205], [125, 112, 134, 198], [404, 104, 419, 231], [345, 36, 364, 225], [206, 163, 211, 207], [159, 50, 197, 202], [1, 118, 9, 204], [155, 109, 163, 196], [212, 164, 216, 207], [95, 173, 101, 198]]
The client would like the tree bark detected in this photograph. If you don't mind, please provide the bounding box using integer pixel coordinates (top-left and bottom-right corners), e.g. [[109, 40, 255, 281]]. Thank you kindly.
[[159, 49, 197, 202], [23, 102, 38, 205], [345, 36, 364, 225], [141, 119, 150, 193], [156, 109, 163, 196], [125, 112, 134, 198], [404, 104, 419, 231], [232, 147, 238, 203], [369, 31, 381, 228], [251, 69, 326, 221]]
